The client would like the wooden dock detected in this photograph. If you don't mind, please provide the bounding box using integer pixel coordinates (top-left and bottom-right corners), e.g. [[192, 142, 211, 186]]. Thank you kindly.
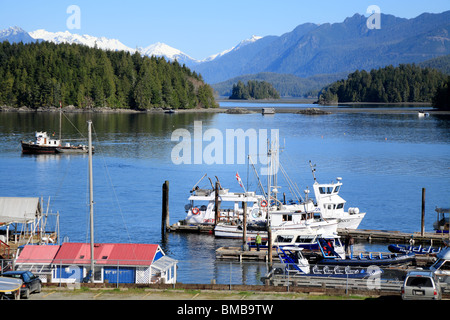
[[167, 222, 214, 234], [216, 247, 277, 261], [167, 222, 448, 246], [338, 228, 449, 246]]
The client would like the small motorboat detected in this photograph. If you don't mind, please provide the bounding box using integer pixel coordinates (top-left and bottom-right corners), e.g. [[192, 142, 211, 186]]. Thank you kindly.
[[314, 236, 415, 267], [388, 244, 442, 255], [274, 246, 383, 279]]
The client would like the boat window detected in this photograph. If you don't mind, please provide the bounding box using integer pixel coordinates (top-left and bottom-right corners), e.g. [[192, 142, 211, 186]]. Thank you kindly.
[[319, 187, 325, 194], [282, 214, 292, 221], [327, 187, 333, 194], [337, 203, 344, 209], [295, 236, 314, 243], [275, 235, 293, 243], [334, 186, 340, 193]]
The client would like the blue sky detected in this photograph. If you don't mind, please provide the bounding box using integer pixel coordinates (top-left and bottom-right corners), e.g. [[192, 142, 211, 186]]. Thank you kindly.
[[0, 0, 449, 59]]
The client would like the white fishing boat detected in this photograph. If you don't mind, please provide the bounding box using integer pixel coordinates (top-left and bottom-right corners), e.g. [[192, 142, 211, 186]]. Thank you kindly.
[[309, 161, 366, 229], [183, 174, 267, 226]]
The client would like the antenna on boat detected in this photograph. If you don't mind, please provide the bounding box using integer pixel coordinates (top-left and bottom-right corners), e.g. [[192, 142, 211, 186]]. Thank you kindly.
[[191, 173, 207, 192], [309, 160, 317, 182]]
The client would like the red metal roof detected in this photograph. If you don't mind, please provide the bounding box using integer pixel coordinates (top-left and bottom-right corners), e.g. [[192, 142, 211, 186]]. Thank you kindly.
[[53, 243, 161, 266], [17, 243, 162, 267], [16, 245, 60, 264]]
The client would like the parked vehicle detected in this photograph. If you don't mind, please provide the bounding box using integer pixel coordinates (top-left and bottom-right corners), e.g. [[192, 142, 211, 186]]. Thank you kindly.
[[401, 270, 442, 300], [2, 271, 41, 299]]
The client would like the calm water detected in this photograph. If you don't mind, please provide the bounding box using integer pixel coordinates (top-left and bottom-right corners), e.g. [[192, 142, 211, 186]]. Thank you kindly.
[[1, 103, 449, 284]]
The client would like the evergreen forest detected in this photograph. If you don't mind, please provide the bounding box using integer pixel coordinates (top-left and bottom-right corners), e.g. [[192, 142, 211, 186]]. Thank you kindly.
[[229, 80, 280, 100], [0, 41, 217, 109], [317, 64, 448, 107]]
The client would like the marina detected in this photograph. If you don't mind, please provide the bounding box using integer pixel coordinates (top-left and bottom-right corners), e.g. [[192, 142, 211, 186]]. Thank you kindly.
[[1, 105, 450, 294]]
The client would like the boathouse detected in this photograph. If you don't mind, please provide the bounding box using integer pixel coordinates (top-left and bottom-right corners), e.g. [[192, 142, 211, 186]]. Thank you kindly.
[[0, 197, 42, 245], [15, 242, 178, 284]]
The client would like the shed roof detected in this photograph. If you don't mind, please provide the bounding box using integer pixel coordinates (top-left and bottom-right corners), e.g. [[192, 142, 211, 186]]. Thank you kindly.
[[0, 197, 41, 225], [16, 245, 60, 264], [53, 243, 162, 266]]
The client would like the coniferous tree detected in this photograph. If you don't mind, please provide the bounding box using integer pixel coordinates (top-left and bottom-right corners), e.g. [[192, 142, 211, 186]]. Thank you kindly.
[[0, 41, 218, 109]]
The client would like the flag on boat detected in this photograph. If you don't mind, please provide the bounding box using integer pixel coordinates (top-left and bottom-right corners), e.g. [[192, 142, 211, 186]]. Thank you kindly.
[[236, 172, 245, 192]]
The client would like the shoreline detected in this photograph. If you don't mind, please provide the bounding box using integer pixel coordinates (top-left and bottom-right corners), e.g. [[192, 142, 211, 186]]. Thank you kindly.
[[1, 104, 448, 115]]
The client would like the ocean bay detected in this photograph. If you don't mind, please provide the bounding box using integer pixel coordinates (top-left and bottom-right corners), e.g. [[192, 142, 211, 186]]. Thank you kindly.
[[1, 104, 450, 284]]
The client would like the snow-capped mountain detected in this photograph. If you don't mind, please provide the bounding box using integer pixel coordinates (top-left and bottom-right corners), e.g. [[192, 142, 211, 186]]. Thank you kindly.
[[137, 42, 198, 66], [0, 26, 35, 43], [201, 35, 262, 62], [28, 29, 201, 66], [29, 29, 135, 53], [1, 26, 263, 67]]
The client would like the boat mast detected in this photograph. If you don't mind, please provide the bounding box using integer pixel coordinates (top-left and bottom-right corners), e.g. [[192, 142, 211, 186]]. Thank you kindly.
[[309, 160, 317, 182], [59, 101, 62, 142], [88, 120, 95, 283]]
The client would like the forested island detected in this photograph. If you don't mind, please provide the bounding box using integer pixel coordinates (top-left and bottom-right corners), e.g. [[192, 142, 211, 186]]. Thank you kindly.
[[0, 41, 217, 110], [317, 64, 448, 109], [229, 80, 280, 100]]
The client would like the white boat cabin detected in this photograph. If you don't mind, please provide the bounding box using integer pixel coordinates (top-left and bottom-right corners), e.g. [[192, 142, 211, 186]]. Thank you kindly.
[[34, 131, 61, 147], [311, 177, 365, 229], [184, 188, 266, 225]]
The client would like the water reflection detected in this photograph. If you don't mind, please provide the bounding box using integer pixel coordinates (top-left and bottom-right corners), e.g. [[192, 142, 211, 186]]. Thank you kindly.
[[1, 110, 450, 284]]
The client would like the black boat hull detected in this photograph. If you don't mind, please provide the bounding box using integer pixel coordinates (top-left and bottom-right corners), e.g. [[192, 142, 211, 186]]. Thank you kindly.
[[21, 141, 58, 154]]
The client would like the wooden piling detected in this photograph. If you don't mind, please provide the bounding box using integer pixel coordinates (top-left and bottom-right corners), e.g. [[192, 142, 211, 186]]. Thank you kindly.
[[242, 201, 247, 250], [421, 188, 425, 237], [162, 181, 169, 234], [214, 181, 220, 226]]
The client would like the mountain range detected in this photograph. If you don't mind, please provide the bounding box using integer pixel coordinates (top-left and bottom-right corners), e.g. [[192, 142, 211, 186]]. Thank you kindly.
[[0, 27, 262, 68], [1, 10, 449, 92]]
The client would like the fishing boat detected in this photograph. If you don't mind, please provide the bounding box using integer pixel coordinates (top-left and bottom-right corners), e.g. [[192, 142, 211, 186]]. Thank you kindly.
[[309, 161, 366, 229], [21, 131, 61, 154], [388, 244, 442, 255], [247, 228, 346, 258], [20, 103, 90, 154], [214, 188, 338, 239], [434, 207, 449, 233], [274, 246, 383, 278], [183, 174, 267, 226]]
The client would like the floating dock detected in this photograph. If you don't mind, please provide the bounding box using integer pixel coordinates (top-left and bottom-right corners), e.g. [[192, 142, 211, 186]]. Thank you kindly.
[[216, 247, 277, 261], [338, 228, 449, 246], [168, 223, 449, 246]]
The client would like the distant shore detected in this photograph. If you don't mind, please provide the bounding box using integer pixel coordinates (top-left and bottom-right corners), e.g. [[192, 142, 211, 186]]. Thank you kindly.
[[1, 102, 448, 115]]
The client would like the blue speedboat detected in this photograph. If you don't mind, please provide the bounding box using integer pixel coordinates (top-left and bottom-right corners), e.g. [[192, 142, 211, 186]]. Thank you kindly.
[[275, 246, 383, 279], [388, 244, 442, 255], [315, 239, 415, 267]]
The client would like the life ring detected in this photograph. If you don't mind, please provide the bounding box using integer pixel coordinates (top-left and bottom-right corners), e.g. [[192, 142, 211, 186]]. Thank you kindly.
[[192, 207, 200, 215], [260, 200, 268, 208]]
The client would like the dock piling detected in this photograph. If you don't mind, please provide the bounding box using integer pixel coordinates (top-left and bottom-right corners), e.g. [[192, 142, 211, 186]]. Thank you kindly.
[[214, 181, 220, 226], [242, 201, 247, 251], [162, 180, 169, 234], [421, 188, 425, 237]]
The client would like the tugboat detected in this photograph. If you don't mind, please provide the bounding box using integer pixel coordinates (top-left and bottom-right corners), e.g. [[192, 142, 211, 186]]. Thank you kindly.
[[21, 131, 61, 154], [20, 103, 91, 154]]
